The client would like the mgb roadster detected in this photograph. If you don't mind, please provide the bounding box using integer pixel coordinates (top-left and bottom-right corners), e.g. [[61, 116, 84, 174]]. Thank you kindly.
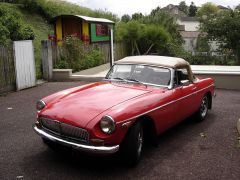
[[34, 56, 214, 165]]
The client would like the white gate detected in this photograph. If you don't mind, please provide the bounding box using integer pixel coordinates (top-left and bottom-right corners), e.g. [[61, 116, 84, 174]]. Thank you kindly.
[[13, 40, 36, 90]]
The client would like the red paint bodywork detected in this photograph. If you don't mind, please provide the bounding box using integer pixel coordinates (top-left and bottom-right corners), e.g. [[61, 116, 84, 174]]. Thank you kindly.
[[38, 77, 214, 146]]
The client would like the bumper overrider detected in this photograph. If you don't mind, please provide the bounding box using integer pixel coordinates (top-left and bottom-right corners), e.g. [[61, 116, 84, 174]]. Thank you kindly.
[[33, 125, 119, 154]]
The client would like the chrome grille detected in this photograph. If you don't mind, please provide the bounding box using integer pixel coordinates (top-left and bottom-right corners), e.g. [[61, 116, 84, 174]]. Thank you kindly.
[[41, 118, 61, 133], [40, 117, 89, 142]]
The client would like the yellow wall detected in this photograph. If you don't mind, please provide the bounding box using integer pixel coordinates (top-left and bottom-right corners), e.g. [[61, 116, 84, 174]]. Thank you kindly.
[[56, 17, 62, 41], [82, 21, 89, 36]]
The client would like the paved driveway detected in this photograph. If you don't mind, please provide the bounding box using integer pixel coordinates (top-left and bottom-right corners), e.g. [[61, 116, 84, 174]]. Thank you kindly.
[[0, 82, 239, 180]]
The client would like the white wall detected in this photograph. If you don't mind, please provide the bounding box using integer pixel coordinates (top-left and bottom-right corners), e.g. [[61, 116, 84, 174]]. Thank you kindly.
[[177, 19, 200, 31]]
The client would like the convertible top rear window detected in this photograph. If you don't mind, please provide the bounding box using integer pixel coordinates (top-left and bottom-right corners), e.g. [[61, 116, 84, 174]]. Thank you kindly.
[[106, 64, 171, 86]]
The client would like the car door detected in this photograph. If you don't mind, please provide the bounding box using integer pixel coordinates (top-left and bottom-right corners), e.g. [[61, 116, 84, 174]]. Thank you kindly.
[[172, 69, 198, 123]]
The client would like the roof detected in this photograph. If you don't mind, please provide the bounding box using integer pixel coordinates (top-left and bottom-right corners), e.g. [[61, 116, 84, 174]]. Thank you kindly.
[[179, 16, 198, 22], [76, 15, 114, 24], [217, 5, 229, 10], [51, 15, 115, 24], [115, 56, 190, 69], [162, 4, 187, 17], [162, 4, 177, 10]]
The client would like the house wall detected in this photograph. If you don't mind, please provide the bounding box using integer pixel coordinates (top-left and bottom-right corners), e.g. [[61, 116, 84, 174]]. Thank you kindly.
[[177, 19, 200, 31], [62, 17, 81, 38], [56, 17, 62, 41], [82, 21, 89, 36]]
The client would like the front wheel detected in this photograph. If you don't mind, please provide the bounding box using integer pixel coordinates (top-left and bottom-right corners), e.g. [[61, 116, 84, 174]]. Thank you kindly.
[[120, 122, 143, 166], [195, 95, 209, 122]]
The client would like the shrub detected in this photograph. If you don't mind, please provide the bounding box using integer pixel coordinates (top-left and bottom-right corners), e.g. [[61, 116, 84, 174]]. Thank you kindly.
[[0, 3, 35, 45], [55, 36, 104, 72]]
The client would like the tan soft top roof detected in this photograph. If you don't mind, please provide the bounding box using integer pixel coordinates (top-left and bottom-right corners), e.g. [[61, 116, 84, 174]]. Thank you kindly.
[[115, 55, 190, 69]]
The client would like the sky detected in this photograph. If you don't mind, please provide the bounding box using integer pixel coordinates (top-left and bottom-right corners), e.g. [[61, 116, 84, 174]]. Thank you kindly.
[[66, 0, 238, 17]]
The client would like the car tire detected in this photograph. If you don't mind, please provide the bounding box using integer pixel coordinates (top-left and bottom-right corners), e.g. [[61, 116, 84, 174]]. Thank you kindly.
[[195, 95, 209, 122], [120, 121, 143, 166]]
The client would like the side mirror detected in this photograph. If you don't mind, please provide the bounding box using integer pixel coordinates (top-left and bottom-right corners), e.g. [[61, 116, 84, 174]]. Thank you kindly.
[[181, 80, 190, 86]]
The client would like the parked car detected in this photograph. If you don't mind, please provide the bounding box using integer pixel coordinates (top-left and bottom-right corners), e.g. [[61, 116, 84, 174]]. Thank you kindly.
[[33, 56, 215, 165]]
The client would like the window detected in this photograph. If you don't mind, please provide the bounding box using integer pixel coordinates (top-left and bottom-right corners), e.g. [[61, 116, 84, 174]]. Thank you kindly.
[[106, 64, 171, 86], [174, 69, 189, 86], [96, 24, 109, 36]]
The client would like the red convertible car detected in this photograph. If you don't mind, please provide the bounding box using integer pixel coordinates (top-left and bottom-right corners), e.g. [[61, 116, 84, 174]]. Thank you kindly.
[[34, 56, 215, 165]]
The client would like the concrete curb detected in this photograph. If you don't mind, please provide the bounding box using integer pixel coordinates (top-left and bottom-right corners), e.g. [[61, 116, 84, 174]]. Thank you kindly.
[[237, 119, 240, 136]]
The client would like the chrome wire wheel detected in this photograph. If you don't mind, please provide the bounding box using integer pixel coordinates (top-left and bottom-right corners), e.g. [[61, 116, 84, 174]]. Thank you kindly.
[[200, 96, 208, 118], [137, 129, 143, 156]]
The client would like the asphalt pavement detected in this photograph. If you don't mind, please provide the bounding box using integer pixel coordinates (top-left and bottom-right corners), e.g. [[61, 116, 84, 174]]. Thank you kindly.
[[0, 82, 239, 180]]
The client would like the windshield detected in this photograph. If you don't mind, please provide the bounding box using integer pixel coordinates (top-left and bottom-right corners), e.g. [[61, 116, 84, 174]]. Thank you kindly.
[[106, 64, 171, 86]]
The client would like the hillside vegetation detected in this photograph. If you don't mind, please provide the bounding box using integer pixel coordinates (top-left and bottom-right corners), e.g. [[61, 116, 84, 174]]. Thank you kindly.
[[5, 0, 118, 21], [28, 0, 117, 21], [0, 2, 53, 78]]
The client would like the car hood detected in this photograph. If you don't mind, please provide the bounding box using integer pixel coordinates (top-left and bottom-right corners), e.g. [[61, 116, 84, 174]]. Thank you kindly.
[[41, 82, 151, 128]]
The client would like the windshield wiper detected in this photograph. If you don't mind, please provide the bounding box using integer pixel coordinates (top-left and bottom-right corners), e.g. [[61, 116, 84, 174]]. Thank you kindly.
[[126, 78, 147, 87], [109, 77, 147, 87], [111, 77, 126, 81]]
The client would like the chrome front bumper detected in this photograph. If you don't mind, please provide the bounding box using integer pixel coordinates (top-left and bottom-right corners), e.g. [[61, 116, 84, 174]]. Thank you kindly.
[[33, 125, 119, 154]]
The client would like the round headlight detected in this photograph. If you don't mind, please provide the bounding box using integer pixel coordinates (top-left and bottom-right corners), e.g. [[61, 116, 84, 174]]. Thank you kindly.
[[100, 115, 116, 134], [36, 100, 46, 111]]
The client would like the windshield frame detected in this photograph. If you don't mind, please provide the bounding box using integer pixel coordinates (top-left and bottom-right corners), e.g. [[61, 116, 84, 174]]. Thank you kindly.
[[104, 63, 174, 89]]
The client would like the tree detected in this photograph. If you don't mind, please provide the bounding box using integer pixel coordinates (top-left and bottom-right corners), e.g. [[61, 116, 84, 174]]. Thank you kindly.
[[139, 25, 171, 55], [236, 4, 240, 10], [116, 9, 185, 57], [0, 21, 10, 45], [118, 20, 142, 55], [197, 3, 219, 19], [115, 21, 171, 55], [150, 6, 161, 16], [201, 9, 240, 64], [188, 2, 197, 17], [143, 11, 183, 45], [196, 35, 210, 53], [121, 14, 131, 23], [132, 13, 144, 21], [179, 1, 188, 14]]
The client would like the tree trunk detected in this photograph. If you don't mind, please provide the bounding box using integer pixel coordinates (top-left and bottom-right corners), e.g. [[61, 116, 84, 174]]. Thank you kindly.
[[236, 49, 240, 65], [134, 41, 141, 55], [144, 43, 155, 55], [131, 41, 134, 55], [233, 48, 240, 65]]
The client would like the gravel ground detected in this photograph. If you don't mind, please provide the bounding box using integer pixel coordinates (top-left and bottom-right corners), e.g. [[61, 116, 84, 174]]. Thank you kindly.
[[0, 82, 239, 180]]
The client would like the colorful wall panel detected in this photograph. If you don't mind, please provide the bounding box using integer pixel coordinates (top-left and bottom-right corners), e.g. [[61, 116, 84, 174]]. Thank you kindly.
[[90, 23, 110, 42]]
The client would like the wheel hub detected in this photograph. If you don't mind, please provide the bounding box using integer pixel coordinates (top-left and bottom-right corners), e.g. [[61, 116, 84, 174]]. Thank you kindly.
[[200, 97, 208, 118]]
